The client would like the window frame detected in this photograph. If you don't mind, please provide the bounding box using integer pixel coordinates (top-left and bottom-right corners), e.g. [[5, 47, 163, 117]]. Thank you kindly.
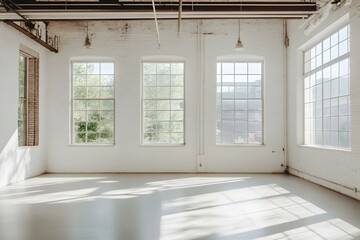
[[18, 51, 28, 147], [70, 60, 116, 146], [302, 23, 350, 150], [216, 60, 265, 146], [140, 60, 186, 146]]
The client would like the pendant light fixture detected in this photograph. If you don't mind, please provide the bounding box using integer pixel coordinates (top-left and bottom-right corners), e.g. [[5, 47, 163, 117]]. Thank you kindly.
[[235, 19, 244, 51], [83, 22, 91, 49]]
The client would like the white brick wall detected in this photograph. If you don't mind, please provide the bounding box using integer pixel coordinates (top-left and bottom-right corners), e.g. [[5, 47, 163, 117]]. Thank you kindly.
[[45, 20, 286, 173], [287, 2, 360, 200], [0, 23, 47, 187]]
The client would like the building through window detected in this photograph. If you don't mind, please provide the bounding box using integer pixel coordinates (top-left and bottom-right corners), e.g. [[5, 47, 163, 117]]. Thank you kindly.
[[304, 25, 350, 149], [216, 61, 263, 145]]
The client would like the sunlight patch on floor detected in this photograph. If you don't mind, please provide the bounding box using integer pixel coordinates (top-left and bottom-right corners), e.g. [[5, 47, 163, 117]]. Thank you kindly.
[[256, 218, 360, 240], [160, 184, 328, 240]]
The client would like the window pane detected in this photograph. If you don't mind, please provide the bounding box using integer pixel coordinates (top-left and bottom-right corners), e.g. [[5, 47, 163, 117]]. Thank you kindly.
[[157, 63, 170, 74], [74, 87, 87, 98], [339, 59, 349, 76], [331, 32, 338, 47], [157, 100, 170, 110], [339, 132, 349, 149], [74, 75, 86, 86], [101, 75, 114, 86], [171, 75, 184, 86], [339, 26, 348, 42], [87, 63, 100, 74], [142, 62, 184, 144], [222, 63, 234, 74], [157, 75, 171, 86], [339, 76, 349, 96], [248, 63, 261, 74], [100, 87, 114, 98], [171, 63, 184, 74], [88, 87, 100, 98], [339, 40, 348, 56], [235, 63, 247, 74], [101, 63, 114, 74], [323, 50, 330, 64], [323, 37, 330, 50], [144, 63, 156, 74]]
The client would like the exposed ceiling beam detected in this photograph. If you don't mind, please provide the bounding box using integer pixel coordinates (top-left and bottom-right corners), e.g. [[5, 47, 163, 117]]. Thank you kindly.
[[0, 0, 318, 20], [0, 11, 317, 21], [1, 1, 317, 12]]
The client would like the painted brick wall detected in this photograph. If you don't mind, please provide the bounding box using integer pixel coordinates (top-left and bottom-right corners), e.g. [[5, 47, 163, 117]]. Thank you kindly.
[[0, 23, 47, 187], [287, 2, 360, 200], [45, 19, 286, 173]]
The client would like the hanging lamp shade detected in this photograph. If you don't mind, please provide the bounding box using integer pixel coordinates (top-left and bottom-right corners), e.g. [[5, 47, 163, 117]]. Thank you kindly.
[[83, 35, 91, 49], [235, 37, 244, 51], [83, 22, 91, 49], [235, 19, 244, 51]]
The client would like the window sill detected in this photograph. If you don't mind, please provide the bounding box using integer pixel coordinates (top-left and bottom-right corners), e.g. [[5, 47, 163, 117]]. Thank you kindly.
[[69, 144, 115, 147], [140, 143, 186, 147], [18, 145, 39, 149], [216, 144, 265, 147], [298, 144, 351, 153]]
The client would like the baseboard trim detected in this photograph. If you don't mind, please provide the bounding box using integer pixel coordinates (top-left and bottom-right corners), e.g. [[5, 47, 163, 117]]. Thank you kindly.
[[44, 171, 285, 174], [288, 167, 360, 201]]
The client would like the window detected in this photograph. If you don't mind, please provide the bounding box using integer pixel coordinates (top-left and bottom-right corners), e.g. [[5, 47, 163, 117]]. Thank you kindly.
[[18, 51, 39, 146], [216, 62, 263, 144], [142, 62, 185, 144], [304, 25, 350, 149], [71, 62, 115, 144]]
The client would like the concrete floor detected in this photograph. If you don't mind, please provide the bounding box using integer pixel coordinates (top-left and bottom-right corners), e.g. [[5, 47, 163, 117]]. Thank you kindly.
[[0, 174, 359, 240]]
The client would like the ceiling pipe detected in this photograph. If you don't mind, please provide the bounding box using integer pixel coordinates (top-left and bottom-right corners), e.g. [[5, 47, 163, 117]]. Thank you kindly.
[[151, 0, 161, 47], [0, 11, 316, 21], [4, 1, 318, 12], [178, 0, 182, 37]]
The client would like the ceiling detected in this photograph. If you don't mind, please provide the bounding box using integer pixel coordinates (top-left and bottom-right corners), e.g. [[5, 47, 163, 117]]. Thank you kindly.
[[0, 0, 329, 20]]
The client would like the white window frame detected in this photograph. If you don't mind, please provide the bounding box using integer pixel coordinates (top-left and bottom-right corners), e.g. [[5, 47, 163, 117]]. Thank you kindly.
[[216, 61, 264, 145], [303, 24, 350, 150], [70, 60, 115, 146], [141, 60, 186, 146]]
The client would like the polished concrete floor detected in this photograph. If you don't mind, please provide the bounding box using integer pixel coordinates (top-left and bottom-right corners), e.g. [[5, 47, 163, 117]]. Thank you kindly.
[[0, 174, 360, 240]]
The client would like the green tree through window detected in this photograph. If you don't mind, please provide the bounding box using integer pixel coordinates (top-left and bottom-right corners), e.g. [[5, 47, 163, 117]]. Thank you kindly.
[[72, 62, 115, 144]]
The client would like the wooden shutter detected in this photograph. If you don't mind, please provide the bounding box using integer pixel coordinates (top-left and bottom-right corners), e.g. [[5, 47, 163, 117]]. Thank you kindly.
[[26, 58, 39, 146]]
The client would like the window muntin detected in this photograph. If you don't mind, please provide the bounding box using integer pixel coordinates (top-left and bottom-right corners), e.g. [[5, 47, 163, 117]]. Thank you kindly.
[[304, 25, 350, 149], [71, 62, 115, 144], [216, 62, 263, 145], [142, 62, 185, 144]]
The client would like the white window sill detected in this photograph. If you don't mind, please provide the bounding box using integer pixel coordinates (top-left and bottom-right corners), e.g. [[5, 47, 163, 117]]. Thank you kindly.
[[216, 144, 265, 147], [298, 144, 351, 153], [69, 144, 115, 147], [18, 145, 39, 149], [140, 143, 186, 147]]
